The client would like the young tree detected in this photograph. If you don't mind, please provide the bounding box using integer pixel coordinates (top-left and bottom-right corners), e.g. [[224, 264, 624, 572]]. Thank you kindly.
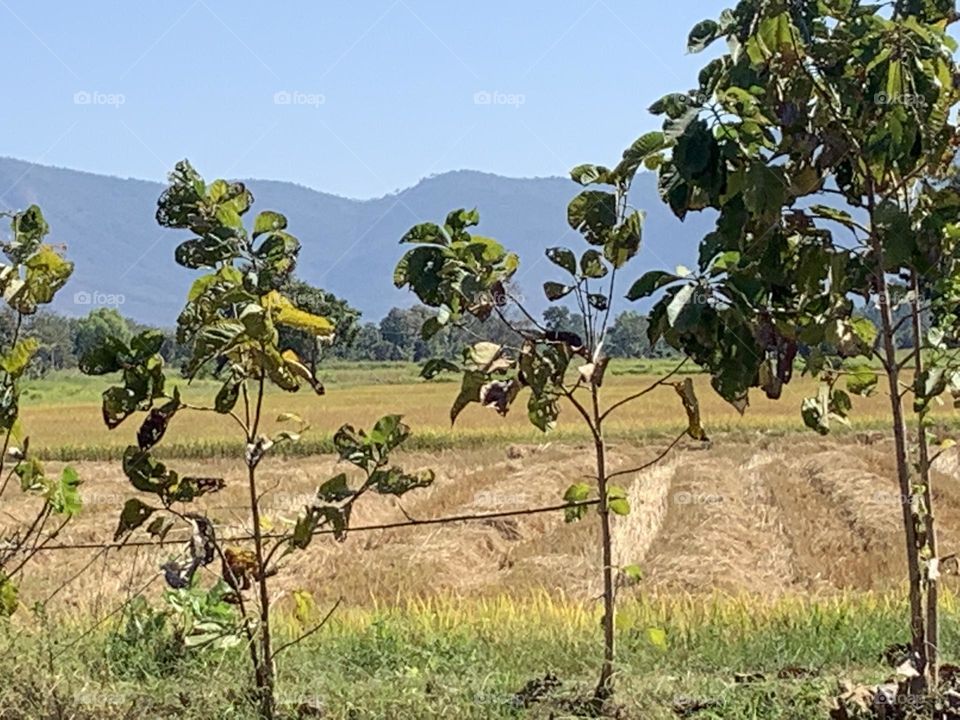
[[0, 206, 80, 616], [631, 0, 960, 695], [80, 161, 432, 719], [394, 142, 705, 705]]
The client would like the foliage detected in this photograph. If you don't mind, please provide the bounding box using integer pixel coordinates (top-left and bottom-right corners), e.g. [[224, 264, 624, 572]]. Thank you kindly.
[[0, 205, 80, 618], [81, 160, 430, 719], [73, 308, 131, 361], [395, 141, 705, 704], [636, 0, 960, 692]]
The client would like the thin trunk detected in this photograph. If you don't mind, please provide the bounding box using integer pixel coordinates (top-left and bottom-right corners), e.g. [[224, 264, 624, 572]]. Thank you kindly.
[[248, 462, 275, 720], [873, 236, 927, 687], [591, 386, 615, 702], [912, 274, 939, 687], [247, 375, 275, 720]]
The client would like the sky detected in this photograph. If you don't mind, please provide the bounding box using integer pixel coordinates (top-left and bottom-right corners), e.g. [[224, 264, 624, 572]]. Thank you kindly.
[[0, 0, 730, 199]]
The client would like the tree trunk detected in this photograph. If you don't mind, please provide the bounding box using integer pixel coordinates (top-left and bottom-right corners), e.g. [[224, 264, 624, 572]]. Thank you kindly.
[[248, 462, 275, 719], [591, 388, 615, 702], [874, 253, 927, 689], [911, 274, 939, 687]]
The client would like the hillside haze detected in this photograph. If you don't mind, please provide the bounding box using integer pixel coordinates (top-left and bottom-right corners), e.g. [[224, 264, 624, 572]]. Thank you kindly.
[[0, 158, 713, 326]]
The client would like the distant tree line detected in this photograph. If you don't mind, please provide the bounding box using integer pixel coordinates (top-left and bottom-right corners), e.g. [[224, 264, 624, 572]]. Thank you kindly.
[[4, 284, 673, 379], [8, 276, 924, 382]]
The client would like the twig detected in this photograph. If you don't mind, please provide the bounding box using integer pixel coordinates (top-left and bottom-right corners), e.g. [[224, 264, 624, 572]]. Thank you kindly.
[[599, 358, 689, 422], [272, 597, 343, 658], [605, 431, 686, 483]]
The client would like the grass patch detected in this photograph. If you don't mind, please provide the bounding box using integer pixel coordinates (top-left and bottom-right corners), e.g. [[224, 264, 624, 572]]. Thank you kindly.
[[0, 592, 943, 718]]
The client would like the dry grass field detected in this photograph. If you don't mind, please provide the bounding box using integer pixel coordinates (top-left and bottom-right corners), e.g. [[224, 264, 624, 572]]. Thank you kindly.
[[12, 434, 960, 611], [7, 364, 960, 718], [21, 364, 954, 459]]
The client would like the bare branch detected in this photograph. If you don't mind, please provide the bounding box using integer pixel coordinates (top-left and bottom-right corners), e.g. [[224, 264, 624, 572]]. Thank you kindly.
[[272, 597, 343, 658], [604, 431, 686, 483], [600, 358, 689, 423]]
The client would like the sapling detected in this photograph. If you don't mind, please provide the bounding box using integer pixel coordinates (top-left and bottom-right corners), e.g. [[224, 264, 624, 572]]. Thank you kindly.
[[394, 140, 705, 705], [82, 161, 433, 719]]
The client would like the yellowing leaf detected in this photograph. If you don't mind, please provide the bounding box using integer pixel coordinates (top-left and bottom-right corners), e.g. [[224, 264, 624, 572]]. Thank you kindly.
[[674, 378, 708, 441], [0, 338, 39, 377], [263, 291, 334, 338], [646, 626, 668, 651], [282, 349, 324, 396]]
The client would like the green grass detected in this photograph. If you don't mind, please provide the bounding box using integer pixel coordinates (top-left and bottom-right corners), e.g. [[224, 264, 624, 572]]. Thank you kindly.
[[0, 592, 943, 719], [18, 362, 437, 407]]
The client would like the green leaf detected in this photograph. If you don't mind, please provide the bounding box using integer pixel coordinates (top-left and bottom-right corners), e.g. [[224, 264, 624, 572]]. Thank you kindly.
[[666, 284, 697, 327], [621, 564, 644, 584], [570, 164, 611, 186], [757, 12, 795, 55], [688, 19, 720, 53], [609, 498, 631, 516], [451, 371, 485, 425], [421, 358, 460, 380], [809, 205, 858, 230], [371, 467, 435, 496], [846, 365, 879, 397], [564, 483, 590, 502], [0, 574, 18, 617], [368, 414, 411, 452], [115, 498, 158, 541], [801, 391, 831, 436], [215, 374, 242, 413], [580, 250, 608, 279], [445, 208, 480, 233], [626, 271, 680, 301], [588, 294, 609, 311], [544, 282, 574, 301], [546, 247, 577, 275], [568, 191, 617, 244], [608, 485, 631, 516], [621, 132, 668, 168], [253, 210, 287, 239], [400, 222, 448, 246], [47, 466, 82, 516], [19, 245, 73, 311], [563, 482, 591, 522], [528, 391, 560, 432], [175, 237, 239, 269], [742, 163, 787, 219], [604, 211, 643, 269], [316, 473, 353, 503]]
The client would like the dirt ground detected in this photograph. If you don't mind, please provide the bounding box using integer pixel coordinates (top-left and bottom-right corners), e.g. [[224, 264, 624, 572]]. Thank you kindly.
[[9, 432, 960, 612]]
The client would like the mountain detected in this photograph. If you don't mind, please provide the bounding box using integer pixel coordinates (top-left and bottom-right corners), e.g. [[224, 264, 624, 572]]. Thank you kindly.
[[0, 158, 715, 326]]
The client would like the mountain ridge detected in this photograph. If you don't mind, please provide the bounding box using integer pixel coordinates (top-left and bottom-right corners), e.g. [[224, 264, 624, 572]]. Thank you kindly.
[[0, 157, 714, 326]]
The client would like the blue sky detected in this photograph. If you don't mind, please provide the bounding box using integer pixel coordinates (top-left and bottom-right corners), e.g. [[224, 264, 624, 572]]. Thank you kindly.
[[0, 0, 729, 198]]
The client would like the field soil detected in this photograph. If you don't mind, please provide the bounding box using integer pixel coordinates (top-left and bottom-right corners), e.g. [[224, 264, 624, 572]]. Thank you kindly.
[[11, 433, 960, 611]]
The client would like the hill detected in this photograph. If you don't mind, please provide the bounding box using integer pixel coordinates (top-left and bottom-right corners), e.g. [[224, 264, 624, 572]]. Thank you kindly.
[[0, 158, 714, 325]]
